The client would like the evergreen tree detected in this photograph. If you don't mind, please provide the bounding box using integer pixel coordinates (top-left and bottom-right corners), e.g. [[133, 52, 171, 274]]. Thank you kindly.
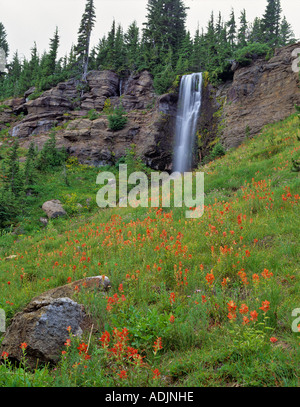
[[106, 20, 116, 69], [114, 24, 126, 72], [44, 27, 60, 77], [95, 36, 108, 70], [125, 21, 140, 71], [3, 140, 23, 196], [227, 9, 237, 50], [75, 0, 96, 80], [0, 22, 9, 57], [24, 141, 38, 187], [143, 0, 188, 65], [279, 16, 296, 46], [190, 26, 206, 72], [248, 17, 263, 43], [262, 0, 282, 47], [238, 9, 248, 47], [5, 52, 22, 96]]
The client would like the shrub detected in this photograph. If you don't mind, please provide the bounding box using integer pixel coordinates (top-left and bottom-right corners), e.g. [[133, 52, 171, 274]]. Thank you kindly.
[[87, 109, 100, 121], [234, 43, 272, 66], [210, 142, 226, 159], [153, 65, 176, 95], [36, 130, 67, 172], [108, 105, 128, 131]]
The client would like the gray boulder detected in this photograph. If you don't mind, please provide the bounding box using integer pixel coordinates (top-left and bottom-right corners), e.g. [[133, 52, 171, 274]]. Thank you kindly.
[[42, 199, 66, 219], [0, 276, 111, 368]]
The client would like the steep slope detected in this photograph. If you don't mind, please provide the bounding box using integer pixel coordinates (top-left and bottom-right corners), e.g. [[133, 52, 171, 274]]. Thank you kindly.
[[0, 112, 299, 386]]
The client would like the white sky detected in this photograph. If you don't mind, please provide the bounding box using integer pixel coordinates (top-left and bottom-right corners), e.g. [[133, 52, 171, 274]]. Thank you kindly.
[[1, 0, 299, 62]]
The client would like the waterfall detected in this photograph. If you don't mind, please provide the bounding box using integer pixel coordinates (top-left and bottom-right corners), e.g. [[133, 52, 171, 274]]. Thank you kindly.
[[173, 72, 203, 173]]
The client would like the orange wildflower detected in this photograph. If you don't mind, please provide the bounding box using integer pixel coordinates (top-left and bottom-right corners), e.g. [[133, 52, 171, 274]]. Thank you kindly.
[[259, 300, 270, 312], [205, 272, 215, 285], [227, 300, 237, 312], [250, 310, 258, 321], [239, 303, 249, 315]]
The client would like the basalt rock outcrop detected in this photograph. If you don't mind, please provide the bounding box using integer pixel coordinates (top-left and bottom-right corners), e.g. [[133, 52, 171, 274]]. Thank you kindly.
[[220, 42, 300, 149], [6, 42, 300, 169], [9, 70, 175, 171], [0, 276, 111, 368]]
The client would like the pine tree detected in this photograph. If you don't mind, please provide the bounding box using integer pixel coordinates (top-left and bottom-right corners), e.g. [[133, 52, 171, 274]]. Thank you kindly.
[[279, 16, 296, 46], [262, 0, 282, 47], [75, 0, 96, 80], [44, 27, 60, 77], [5, 52, 22, 96], [0, 22, 9, 58], [114, 24, 126, 72], [24, 141, 38, 187], [227, 9, 237, 50], [125, 21, 140, 71], [190, 26, 206, 72], [248, 17, 263, 43], [3, 140, 23, 196], [106, 20, 116, 69], [143, 0, 188, 65], [238, 9, 248, 47]]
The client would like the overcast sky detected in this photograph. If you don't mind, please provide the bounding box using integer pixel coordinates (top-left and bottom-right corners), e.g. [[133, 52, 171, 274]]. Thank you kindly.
[[1, 0, 299, 62]]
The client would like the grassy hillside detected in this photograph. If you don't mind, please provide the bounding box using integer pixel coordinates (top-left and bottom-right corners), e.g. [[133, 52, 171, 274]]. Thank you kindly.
[[0, 112, 299, 387]]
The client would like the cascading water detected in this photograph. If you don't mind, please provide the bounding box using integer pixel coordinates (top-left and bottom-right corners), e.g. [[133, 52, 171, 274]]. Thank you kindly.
[[173, 72, 203, 173]]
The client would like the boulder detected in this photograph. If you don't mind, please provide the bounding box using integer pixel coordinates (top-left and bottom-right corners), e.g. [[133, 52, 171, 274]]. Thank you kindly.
[[42, 200, 66, 219], [0, 276, 111, 368]]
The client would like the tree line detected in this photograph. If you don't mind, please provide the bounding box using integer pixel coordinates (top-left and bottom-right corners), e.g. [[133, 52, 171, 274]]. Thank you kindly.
[[0, 0, 297, 98]]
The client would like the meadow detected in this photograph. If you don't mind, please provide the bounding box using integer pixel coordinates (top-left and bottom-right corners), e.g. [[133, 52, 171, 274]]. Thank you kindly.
[[0, 113, 299, 387]]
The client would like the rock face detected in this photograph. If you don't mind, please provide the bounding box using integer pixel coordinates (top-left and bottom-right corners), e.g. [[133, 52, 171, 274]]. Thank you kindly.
[[6, 43, 299, 169], [42, 200, 66, 219], [0, 276, 110, 368], [221, 42, 300, 149], [9, 70, 175, 170], [81, 70, 120, 111]]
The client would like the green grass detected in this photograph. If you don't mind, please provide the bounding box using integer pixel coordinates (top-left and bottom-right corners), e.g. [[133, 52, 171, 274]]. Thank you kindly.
[[0, 113, 299, 387]]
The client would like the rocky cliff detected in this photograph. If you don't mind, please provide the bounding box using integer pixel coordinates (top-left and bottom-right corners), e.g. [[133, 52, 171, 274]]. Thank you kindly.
[[3, 70, 176, 171], [220, 42, 300, 149], [3, 42, 300, 170]]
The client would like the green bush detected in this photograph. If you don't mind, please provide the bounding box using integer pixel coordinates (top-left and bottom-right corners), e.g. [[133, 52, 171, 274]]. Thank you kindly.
[[234, 43, 272, 66], [108, 105, 128, 131], [210, 142, 226, 159], [87, 109, 101, 121], [153, 65, 176, 95], [36, 130, 67, 172]]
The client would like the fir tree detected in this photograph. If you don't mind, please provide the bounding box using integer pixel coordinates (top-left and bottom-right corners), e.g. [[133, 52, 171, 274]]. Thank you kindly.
[[24, 141, 38, 187], [124, 21, 140, 71], [0, 22, 9, 58], [227, 9, 237, 50], [262, 0, 282, 47], [44, 27, 60, 77], [114, 24, 126, 72], [106, 20, 116, 69], [279, 16, 296, 46], [143, 0, 188, 64], [238, 9, 248, 47], [75, 0, 96, 80], [248, 17, 263, 43], [3, 140, 23, 196]]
